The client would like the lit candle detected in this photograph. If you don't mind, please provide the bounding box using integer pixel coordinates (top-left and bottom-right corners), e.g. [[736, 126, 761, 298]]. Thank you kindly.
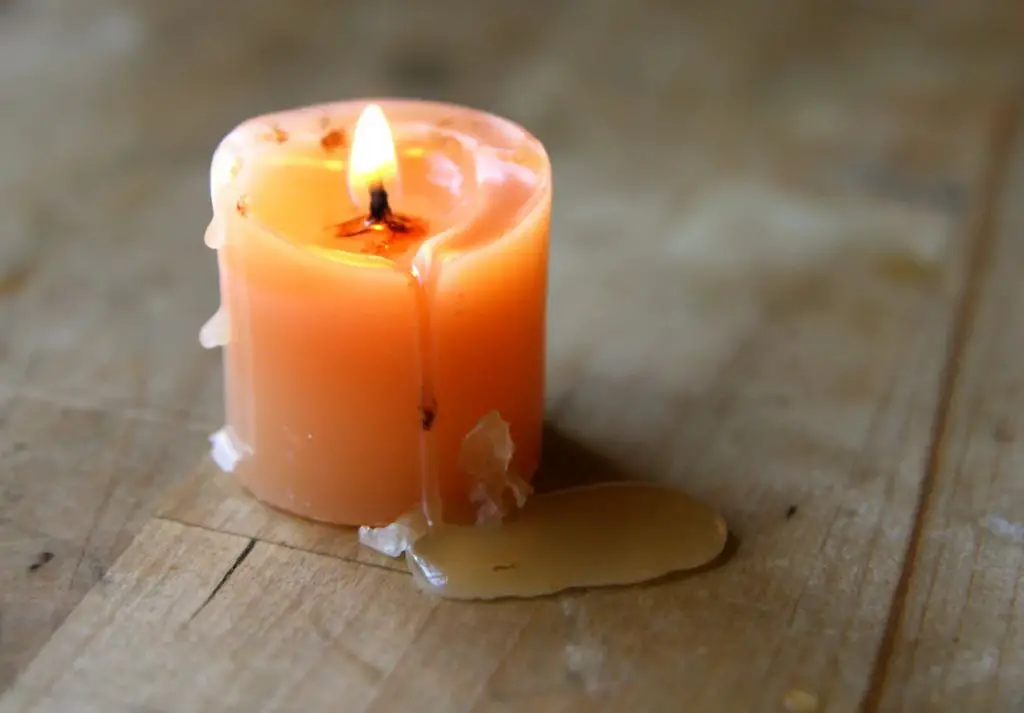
[[202, 100, 551, 527]]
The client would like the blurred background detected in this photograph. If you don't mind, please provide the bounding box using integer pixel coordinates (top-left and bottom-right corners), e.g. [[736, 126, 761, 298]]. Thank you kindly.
[[2, 0, 1018, 415], [1, 0, 1021, 697]]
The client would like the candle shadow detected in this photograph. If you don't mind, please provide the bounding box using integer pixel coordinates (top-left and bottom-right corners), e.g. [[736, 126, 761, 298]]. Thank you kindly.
[[650, 530, 741, 586], [529, 212, 959, 604], [534, 421, 636, 493]]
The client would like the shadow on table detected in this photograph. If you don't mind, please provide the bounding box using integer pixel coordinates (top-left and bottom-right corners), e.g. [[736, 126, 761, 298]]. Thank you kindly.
[[534, 422, 635, 492]]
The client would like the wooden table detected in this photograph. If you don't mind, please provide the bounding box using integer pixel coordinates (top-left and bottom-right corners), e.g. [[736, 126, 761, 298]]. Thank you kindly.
[[1, 1, 1022, 710]]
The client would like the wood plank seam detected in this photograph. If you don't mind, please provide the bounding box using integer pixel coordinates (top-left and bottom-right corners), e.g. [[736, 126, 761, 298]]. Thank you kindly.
[[154, 515, 411, 576], [933, 318, 1008, 704], [881, 317, 997, 709], [859, 95, 1022, 713], [895, 350, 987, 703], [819, 359, 923, 695], [187, 538, 256, 622]]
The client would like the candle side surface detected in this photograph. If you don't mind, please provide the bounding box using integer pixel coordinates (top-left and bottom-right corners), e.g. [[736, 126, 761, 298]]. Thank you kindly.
[[204, 99, 551, 526]]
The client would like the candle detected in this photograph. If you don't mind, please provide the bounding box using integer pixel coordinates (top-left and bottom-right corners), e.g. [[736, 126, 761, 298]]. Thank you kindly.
[[201, 100, 551, 527]]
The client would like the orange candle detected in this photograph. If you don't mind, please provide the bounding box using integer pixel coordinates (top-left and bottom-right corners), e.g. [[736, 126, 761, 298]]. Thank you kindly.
[[201, 100, 551, 527]]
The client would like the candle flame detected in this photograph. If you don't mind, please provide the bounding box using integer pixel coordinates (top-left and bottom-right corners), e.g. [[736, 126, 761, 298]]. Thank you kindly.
[[348, 104, 399, 204]]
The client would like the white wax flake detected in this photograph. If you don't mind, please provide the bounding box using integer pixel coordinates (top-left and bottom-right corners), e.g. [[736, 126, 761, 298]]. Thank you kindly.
[[358, 510, 428, 558], [564, 643, 606, 695], [209, 426, 251, 473], [982, 515, 1024, 543], [199, 306, 230, 349], [460, 411, 533, 525], [360, 412, 532, 557], [204, 219, 225, 249]]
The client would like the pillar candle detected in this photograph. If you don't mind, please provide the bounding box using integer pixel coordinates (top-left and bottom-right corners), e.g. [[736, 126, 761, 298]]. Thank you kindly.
[[201, 100, 551, 527]]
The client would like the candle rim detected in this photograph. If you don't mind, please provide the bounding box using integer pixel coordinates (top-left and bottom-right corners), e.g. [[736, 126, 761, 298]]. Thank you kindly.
[[210, 99, 551, 271]]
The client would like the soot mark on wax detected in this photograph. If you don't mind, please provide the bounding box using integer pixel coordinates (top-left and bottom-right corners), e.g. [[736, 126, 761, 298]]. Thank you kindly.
[[420, 405, 437, 432]]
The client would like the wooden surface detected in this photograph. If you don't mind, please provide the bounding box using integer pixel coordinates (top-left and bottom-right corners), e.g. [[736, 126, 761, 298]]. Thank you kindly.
[[1, 0, 1022, 711]]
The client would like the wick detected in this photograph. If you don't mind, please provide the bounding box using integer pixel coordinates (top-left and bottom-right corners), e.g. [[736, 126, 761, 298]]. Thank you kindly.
[[368, 182, 391, 223], [331, 181, 426, 244]]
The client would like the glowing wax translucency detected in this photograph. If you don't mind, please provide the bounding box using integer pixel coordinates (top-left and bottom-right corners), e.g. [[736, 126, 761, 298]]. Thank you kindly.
[[202, 100, 551, 527]]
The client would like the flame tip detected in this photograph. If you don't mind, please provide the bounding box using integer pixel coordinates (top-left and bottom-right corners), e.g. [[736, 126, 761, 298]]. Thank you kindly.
[[348, 103, 398, 201]]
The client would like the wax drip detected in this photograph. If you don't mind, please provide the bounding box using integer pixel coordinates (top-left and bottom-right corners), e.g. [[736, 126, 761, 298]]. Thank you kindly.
[[204, 219, 225, 250], [332, 181, 439, 523], [410, 258, 444, 528], [199, 305, 230, 348]]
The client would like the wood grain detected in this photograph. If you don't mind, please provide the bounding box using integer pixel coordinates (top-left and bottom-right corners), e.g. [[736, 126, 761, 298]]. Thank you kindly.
[[0, 396, 210, 687], [159, 462, 405, 572], [1, 0, 1022, 709], [0, 81, 996, 713], [0, 520, 255, 713], [867, 110, 1024, 712]]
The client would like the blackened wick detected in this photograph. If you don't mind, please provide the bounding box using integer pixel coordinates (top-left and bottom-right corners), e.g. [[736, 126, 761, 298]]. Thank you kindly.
[[368, 182, 391, 223]]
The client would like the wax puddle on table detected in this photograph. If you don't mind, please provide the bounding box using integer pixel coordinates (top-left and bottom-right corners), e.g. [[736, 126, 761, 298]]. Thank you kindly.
[[404, 481, 729, 600], [363, 412, 730, 600]]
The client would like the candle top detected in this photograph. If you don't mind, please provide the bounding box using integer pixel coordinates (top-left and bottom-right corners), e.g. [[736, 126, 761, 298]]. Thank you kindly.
[[210, 100, 551, 269]]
